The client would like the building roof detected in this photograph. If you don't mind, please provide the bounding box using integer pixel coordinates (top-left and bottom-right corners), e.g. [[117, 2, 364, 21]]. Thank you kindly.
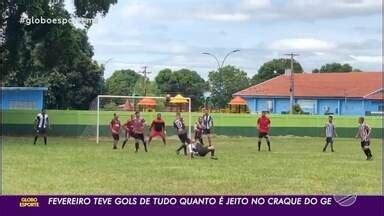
[[234, 72, 383, 99], [1, 87, 48, 91], [228, 96, 247, 105]]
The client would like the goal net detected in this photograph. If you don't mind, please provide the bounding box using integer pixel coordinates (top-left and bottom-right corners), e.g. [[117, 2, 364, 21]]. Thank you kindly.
[[95, 95, 192, 143]]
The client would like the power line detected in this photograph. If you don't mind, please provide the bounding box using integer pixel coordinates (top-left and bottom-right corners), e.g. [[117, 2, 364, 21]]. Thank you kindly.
[[139, 66, 152, 96]]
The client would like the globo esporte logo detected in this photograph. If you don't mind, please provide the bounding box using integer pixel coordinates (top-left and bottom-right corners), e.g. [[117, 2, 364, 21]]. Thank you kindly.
[[19, 197, 39, 207]]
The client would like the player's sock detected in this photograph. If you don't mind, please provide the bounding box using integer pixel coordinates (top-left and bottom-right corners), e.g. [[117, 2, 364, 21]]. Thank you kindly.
[[323, 143, 328, 152], [367, 148, 372, 157], [330, 143, 334, 152], [210, 149, 215, 157], [267, 141, 271, 151], [183, 145, 187, 155], [176, 145, 184, 152], [363, 149, 369, 157], [257, 141, 261, 151], [44, 137, 47, 145], [135, 142, 139, 152], [33, 136, 38, 144], [122, 140, 127, 149], [143, 141, 148, 152]]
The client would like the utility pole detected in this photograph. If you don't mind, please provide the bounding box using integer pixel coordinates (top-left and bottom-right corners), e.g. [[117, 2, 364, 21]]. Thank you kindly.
[[140, 66, 151, 96], [284, 53, 299, 114]]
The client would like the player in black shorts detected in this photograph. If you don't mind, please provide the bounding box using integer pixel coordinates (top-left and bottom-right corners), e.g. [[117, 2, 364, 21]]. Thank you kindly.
[[174, 112, 190, 155], [188, 140, 217, 160], [202, 108, 214, 146], [355, 117, 373, 160], [33, 109, 49, 145]]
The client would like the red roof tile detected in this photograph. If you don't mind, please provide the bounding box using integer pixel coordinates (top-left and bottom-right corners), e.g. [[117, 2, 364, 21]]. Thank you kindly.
[[234, 72, 383, 99]]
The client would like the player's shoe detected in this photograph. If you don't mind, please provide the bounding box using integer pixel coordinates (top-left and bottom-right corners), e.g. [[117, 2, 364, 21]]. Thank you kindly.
[[210, 156, 218, 160], [366, 156, 373, 161]]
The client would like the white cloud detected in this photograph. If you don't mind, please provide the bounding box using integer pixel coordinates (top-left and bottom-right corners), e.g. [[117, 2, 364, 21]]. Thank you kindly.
[[121, 1, 161, 18], [349, 55, 382, 63], [195, 12, 250, 21], [242, 0, 271, 9], [269, 38, 336, 51]]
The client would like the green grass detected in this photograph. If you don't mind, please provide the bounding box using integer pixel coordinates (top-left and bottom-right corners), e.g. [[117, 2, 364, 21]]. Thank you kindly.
[[2, 109, 383, 127], [2, 136, 382, 195]]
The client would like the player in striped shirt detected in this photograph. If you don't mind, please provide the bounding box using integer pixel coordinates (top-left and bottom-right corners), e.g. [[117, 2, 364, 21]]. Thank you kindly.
[[33, 109, 49, 145], [194, 117, 204, 145], [110, 113, 121, 149], [132, 111, 147, 153], [355, 117, 373, 160], [174, 112, 190, 155], [122, 114, 135, 149], [202, 108, 214, 146], [323, 116, 337, 152]]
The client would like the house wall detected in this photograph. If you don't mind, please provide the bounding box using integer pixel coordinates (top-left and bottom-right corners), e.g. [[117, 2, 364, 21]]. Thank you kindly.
[[1, 90, 44, 110], [243, 96, 382, 115]]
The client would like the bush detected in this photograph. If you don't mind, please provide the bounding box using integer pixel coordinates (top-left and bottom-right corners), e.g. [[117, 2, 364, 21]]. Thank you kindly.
[[292, 104, 304, 114]]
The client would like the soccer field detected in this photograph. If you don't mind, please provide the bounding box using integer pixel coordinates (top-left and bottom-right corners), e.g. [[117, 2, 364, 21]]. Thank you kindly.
[[2, 136, 382, 195]]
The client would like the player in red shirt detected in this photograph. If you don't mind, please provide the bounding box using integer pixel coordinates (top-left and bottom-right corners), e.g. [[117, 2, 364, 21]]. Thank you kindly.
[[110, 113, 121, 149], [122, 114, 135, 149], [148, 113, 166, 146], [257, 111, 271, 151]]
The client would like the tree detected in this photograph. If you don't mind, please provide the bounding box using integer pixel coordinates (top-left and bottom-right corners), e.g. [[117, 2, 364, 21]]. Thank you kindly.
[[105, 69, 142, 96], [251, 58, 303, 85], [0, 0, 116, 109], [133, 77, 161, 96], [208, 65, 250, 108], [155, 68, 207, 110], [312, 63, 358, 73]]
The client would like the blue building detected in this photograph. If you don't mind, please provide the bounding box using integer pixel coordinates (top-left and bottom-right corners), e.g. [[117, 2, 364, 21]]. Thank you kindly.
[[1, 87, 48, 110], [234, 72, 383, 116]]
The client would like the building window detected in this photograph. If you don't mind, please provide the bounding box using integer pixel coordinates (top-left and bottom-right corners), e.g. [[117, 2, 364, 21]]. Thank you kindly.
[[379, 105, 384, 112]]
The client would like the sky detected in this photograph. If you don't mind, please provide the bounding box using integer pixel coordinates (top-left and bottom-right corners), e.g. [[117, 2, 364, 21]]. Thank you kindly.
[[66, 0, 382, 80]]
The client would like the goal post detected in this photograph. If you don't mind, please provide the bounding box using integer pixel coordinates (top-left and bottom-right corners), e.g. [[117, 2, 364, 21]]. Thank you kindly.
[[96, 95, 192, 143]]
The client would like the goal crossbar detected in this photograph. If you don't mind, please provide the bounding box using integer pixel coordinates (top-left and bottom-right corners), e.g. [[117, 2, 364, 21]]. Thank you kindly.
[[96, 95, 192, 143]]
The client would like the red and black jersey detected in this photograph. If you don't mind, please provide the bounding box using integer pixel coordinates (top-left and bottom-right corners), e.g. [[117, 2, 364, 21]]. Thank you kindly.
[[257, 116, 271, 133], [110, 119, 121, 134], [151, 118, 165, 132], [123, 120, 134, 132]]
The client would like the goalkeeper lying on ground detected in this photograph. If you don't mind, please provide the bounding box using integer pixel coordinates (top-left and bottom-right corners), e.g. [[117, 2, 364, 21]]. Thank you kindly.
[[187, 140, 218, 160]]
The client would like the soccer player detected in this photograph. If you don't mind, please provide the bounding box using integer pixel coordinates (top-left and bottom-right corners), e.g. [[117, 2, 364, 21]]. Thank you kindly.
[[33, 109, 49, 145], [174, 112, 190, 155], [110, 113, 121, 149], [122, 114, 135, 149], [187, 140, 218, 160], [257, 111, 271, 151], [132, 111, 147, 152], [355, 117, 373, 160], [148, 113, 166, 145], [202, 108, 214, 146], [323, 116, 337, 152], [194, 117, 204, 145]]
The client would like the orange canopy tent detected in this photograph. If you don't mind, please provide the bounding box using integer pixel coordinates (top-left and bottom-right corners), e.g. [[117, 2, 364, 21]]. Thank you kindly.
[[228, 96, 248, 113], [138, 97, 157, 111]]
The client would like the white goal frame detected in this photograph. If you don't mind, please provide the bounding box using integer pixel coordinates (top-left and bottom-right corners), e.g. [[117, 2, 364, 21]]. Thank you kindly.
[[96, 95, 192, 144]]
